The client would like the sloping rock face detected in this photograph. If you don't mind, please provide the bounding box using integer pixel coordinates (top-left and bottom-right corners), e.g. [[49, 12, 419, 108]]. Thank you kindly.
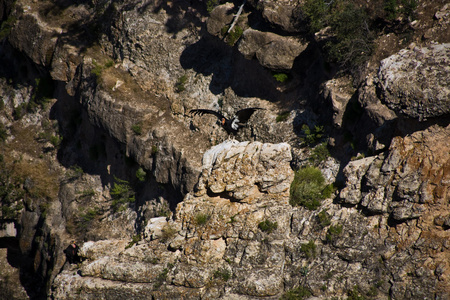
[[52, 139, 449, 299], [377, 43, 450, 120]]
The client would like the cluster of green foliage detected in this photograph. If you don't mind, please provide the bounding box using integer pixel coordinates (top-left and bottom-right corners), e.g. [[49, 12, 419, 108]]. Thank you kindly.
[[280, 286, 312, 300], [110, 176, 135, 212], [194, 212, 211, 226], [125, 234, 141, 249], [300, 240, 317, 259], [301, 0, 374, 70], [78, 206, 102, 229], [276, 111, 290, 122], [160, 224, 177, 243], [272, 72, 289, 83], [131, 122, 142, 135], [213, 268, 231, 281], [221, 25, 244, 46], [91, 59, 114, 83], [206, 0, 220, 13], [258, 219, 278, 234], [135, 167, 146, 182], [317, 209, 331, 228], [175, 74, 187, 93], [290, 166, 333, 210], [384, 0, 417, 21], [67, 165, 84, 180], [326, 224, 343, 243], [301, 124, 325, 146], [309, 142, 330, 165]]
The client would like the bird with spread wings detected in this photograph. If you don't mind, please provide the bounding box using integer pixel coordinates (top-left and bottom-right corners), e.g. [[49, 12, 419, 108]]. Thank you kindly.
[[190, 108, 263, 135]]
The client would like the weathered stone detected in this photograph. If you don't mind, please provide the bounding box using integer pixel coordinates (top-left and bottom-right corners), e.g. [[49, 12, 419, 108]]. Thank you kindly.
[[377, 43, 450, 120], [259, 1, 304, 33], [238, 28, 308, 70], [206, 3, 235, 36]]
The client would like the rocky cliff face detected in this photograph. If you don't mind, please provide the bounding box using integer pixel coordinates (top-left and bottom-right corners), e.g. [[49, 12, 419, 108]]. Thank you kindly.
[[0, 0, 449, 299]]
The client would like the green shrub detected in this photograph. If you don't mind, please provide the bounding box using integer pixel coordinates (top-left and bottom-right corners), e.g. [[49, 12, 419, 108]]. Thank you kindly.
[[301, 0, 374, 71], [273, 72, 289, 83], [276, 111, 290, 122], [50, 135, 63, 149], [78, 189, 95, 198], [326, 224, 343, 243], [136, 167, 146, 182], [290, 166, 329, 210], [131, 122, 142, 135], [258, 219, 278, 234], [160, 224, 177, 243], [300, 240, 317, 259], [301, 124, 325, 145], [317, 210, 331, 228], [125, 234, 141, 249], [280, 286, 312, 300], [110, 177, 135, 212], [79, 207, 101, 229], [221, 25, 244, 46], [68, 165, 84, 179], [194, 213, 211, 226], [206, 0, 220, 13], [309, 142, 330, 165], [213, 268, 231, 281], [175, 75, 187, 93]]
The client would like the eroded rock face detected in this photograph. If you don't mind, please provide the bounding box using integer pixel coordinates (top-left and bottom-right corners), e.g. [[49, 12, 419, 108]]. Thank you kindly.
[[377, 43, 450, 120], [238, 28, 308, 70], [195, 140, 293, 200], [52, 138, 450, 299], [340, 124, 450, 220]]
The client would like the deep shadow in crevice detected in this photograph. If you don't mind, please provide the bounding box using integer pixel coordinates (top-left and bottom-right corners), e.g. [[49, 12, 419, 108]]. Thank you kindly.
[[180, 35, 288, 101]]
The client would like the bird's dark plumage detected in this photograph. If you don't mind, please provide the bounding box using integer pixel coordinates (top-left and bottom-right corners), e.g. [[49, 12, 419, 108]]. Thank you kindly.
[[190, 108, 263, 134]]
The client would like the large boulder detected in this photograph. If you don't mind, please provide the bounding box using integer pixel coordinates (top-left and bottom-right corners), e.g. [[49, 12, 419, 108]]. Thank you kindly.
[[238, 28, 308, 70], [377, 43, 450, 120]]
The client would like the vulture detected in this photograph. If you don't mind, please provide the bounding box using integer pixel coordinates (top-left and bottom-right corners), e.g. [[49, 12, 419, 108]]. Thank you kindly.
[[190, 108, 263, 135]]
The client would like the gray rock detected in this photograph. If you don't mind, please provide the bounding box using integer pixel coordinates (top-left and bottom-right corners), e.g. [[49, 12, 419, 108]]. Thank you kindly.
[[377, 43, 450, 120], [238, 28, 308, 70]]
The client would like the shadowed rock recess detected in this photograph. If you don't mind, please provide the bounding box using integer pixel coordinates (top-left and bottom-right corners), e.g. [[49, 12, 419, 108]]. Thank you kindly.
[[0, 0, 449, 299]]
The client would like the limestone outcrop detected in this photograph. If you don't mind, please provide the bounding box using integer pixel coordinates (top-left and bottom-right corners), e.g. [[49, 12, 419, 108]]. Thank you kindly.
[[377, 43, 450, 120], [1, 0, 450, 299]]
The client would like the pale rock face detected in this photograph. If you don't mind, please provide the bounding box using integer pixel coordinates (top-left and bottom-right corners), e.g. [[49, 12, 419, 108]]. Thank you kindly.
[[143, 217, 168, 241], [377, 43, 450, 120], [196, 140, 293, 201]]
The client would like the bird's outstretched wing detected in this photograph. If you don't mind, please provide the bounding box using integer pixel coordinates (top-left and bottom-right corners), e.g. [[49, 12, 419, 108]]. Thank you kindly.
[[190, 109, 225, 121], [233, 108, 263, 124]]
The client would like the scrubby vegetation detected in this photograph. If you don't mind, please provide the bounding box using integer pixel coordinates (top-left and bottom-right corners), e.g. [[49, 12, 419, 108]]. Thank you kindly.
[[110, 176, 135, 212], [221, 25, 244, 46], [326, 224, 343, 243], [175, 74, 187, 92], [300, 240, 317, 259], [280, 286, 312, 300], [194, 212, 211, 226], [290, 166, 333, 210], [258, 219, 278, 234], [276, 111, 291, 122]]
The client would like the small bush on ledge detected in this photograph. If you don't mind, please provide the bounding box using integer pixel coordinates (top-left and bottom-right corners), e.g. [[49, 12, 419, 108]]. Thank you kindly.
[[258, 219, 278, 234], [290, 166, 331, 210]]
